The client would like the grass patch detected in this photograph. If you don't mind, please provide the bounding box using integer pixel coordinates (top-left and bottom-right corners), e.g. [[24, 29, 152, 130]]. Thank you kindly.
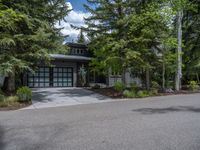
[[0, 95, 31, 110]]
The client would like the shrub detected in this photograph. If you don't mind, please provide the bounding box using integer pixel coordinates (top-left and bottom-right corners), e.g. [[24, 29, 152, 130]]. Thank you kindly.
[[114, 81, 125, 93], [151, 81, 160, 89], [188, 81, 199, 91], [17, 86, 32, 102], [0, 94, 5, 102], [130, 81, 138, 91], [136, 90, 149, 98], [6, 96, 19, 102], [0, 89, 5, 95], [149, 89, 158, 95], [123, 90, 136, 98]]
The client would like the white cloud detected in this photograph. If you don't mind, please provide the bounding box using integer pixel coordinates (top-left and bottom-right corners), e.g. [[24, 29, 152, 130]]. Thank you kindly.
[[56, 2, 90, 42]]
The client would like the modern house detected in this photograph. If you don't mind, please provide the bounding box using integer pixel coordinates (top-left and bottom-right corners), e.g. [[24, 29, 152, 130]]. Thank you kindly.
[[24, 43, 140, 88], [24, 43, 92, 88]]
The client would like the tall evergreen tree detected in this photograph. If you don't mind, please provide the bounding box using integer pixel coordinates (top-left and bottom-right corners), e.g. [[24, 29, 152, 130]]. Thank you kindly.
[[83, 0, 135, 83], [182, 0, 200, 83], [83, 0, 171, 89], [0, 0, 70, 94], [77, 29, 86, 44]]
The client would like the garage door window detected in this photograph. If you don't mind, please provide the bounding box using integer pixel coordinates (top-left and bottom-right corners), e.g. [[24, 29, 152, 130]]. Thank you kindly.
[[28, 67, 73, 88], [28, 67, 50, 88]]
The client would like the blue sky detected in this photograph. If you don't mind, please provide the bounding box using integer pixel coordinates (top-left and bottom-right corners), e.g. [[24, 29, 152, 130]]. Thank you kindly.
[[56, 1, 91, 42], [67, 0, 88, 12]]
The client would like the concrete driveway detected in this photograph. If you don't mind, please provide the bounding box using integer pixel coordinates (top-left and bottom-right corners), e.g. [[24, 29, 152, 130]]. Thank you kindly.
[[25, 88, 110, 109]]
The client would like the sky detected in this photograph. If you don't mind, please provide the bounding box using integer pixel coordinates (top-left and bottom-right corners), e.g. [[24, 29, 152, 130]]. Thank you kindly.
[[56, 0, 91, 42]]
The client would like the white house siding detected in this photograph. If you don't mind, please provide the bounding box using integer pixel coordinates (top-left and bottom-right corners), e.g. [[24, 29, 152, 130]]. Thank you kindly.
[[108, 70, 141, 87]]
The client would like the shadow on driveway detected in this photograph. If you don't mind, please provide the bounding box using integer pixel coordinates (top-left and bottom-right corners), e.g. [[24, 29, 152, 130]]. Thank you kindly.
[[32, 88, 109, 104], [132, 106, 200, 115]]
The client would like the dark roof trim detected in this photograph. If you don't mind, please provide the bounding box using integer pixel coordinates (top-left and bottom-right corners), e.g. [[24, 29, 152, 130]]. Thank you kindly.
[[50, 54, 92, 61], [66, 42, 88, 48]]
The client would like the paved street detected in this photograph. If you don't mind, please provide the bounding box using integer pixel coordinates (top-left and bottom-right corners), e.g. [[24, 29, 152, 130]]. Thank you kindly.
[[0, 93, 200, 150]]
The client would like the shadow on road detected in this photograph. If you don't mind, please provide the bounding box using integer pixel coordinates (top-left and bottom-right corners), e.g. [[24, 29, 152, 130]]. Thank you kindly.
[[0, 125, 5, 150], [132, 106, 200, 115]]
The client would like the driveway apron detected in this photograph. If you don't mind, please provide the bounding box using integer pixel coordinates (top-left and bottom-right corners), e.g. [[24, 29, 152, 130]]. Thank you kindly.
[[24, 88, 110, 109]]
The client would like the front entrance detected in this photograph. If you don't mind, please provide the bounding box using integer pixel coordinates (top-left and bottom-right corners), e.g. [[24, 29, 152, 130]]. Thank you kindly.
[[27, 67, 73, 88]]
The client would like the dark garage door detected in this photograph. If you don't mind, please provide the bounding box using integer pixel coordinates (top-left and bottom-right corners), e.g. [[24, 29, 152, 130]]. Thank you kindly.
[[28, 67, 73, 88]]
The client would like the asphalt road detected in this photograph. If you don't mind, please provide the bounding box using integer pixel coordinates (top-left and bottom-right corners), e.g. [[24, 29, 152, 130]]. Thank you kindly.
[[0, 93, 200, 150]]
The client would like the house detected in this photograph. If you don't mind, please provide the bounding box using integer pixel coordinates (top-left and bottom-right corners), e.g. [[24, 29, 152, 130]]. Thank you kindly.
[[24, 43, 92, 88], [24, 43, 140, 88]]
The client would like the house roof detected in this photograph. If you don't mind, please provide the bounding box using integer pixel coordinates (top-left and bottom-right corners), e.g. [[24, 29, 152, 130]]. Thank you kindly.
[[66, 42, 88, 49], [50, 54, 92, 61]]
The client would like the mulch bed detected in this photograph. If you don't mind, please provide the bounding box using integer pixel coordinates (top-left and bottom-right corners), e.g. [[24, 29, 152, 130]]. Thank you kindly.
[[90, 87, 200, 99], [0, 102, 32, 111], [90, 88, 124, 98]]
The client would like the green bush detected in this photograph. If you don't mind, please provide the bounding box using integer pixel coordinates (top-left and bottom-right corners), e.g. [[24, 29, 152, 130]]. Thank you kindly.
[[0, 89, 4, 95], [130, 81, 138, 91], [151, 81, 160, 89], [17, 86, 32, 102], [123, 90, 136, 98], [6, 96, 19, 102], [0, 96, 19, 107], [0, 94, 5, 102], [149, 88, 158, 96], [188, 81, 199, 91], [114, 81, 125, 93], [136, 90, 149, 98]]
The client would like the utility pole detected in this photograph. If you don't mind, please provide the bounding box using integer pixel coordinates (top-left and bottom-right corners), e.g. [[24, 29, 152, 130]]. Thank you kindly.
[[175, 10, 183, 91]]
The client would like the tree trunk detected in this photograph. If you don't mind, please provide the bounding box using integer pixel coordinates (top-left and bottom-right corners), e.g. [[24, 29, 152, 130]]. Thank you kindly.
[[146, 67, 150, 90], [197, 73, 200, 84], [122, 69, 126, 86], [162, 61, 165, 90], [175, 10, 183, 91], [6, 73, 15, 95]]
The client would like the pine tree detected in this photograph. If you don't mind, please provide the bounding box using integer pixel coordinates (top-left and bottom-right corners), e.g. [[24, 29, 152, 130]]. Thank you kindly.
[[77, 29, 86, 44], [0, 0, 70, 94], [182, 0, 200, 83], [83, 0, 133, 83], [84, 0, 170, 89]]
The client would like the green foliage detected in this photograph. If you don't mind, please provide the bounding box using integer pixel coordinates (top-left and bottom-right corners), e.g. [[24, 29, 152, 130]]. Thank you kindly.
[[136, 90, 149, 98], [188, 81, 199, 91], [78, 66, 87, 87], [114, 81, 125, 93], [6, 96, 19, 102], [149, 89, 158, 96], [77, 29, 86, 44], [123, 90, 136, 98], [130, 82, 138, 91], [16, 86, 32, 102], [0, 0, 70, 92], [0, 94, 5, 102], [0, 89, 4, 95], [0, 96, 19, 107], [151, 81, 160, 89]]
